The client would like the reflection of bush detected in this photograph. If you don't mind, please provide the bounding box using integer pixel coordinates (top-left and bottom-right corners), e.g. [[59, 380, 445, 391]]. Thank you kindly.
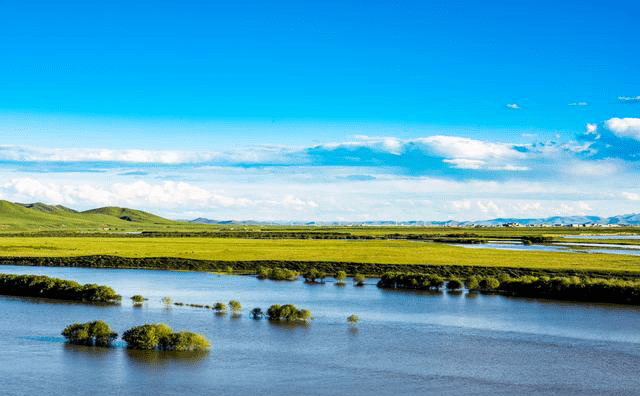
[[0, 273, 121, 303]]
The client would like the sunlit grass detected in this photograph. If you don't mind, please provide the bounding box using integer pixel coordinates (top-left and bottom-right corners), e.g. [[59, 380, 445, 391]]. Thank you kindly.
[[0, 237, 639, 273]]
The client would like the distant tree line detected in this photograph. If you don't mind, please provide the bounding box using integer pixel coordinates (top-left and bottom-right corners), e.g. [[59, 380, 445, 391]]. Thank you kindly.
[[377, 271, 640, 304], [257, 267, 299, 281], [0, 273, 121, 303]]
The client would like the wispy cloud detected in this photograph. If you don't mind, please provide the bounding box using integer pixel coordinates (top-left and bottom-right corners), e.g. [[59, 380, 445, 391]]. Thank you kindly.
[[618, 96, 640, 104], [506, 103, 521, 109], [568, 102, 588, 106], [0, 145, 305, 166]]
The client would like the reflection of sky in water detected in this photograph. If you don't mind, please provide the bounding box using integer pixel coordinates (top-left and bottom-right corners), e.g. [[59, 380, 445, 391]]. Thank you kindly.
[[561, 235, 640, 240], [453, 242, 640, 256]]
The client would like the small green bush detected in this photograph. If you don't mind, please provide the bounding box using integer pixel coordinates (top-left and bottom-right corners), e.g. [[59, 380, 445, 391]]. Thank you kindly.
[[62, 320, 118, 347], [131, 295, 145, 304], [266, 304, 312, 321], [447, 279, 463, 290], [122, 323, 210, 351], [229, 300, 242, 313], [122, 323, 173, 350]]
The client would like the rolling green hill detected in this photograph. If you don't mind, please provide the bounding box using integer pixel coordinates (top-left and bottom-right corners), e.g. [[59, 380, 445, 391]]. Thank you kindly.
[[82, 206, 172, 223], [0, 200, 180, 232]]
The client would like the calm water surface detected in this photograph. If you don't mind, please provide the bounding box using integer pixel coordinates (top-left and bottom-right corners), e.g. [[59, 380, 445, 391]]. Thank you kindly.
[[453, 242, 640, 256], [1, 265, 639, 395]]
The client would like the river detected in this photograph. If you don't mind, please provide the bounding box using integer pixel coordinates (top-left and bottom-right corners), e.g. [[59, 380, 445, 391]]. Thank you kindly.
[[1, 265, 639, 395]]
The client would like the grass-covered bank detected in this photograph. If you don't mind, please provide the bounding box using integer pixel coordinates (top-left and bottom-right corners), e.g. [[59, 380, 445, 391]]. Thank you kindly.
[[2, 254, 640, 281]]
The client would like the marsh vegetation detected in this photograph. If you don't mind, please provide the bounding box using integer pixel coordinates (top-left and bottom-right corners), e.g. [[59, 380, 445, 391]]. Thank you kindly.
[[0, 273, 121, 303]]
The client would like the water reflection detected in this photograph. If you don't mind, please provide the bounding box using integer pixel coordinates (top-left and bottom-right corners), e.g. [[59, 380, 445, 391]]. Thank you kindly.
[[63, 342, 113, 356], [266, 319, 311, 330], [124, 349, 208, 366], [451, 242, 640, 256], [378, 287, 443, 298]]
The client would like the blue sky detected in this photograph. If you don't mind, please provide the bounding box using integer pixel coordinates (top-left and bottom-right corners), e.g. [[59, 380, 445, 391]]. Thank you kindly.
[[1, 0, 639, 220]]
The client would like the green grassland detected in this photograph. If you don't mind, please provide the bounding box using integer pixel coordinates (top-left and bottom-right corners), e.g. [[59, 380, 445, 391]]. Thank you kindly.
[[2, 199, 640, 276], [1, 237, 640, 273]]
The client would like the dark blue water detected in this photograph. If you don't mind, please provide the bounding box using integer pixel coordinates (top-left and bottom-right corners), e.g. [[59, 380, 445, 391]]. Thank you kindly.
[[1, 265, 639, 395]]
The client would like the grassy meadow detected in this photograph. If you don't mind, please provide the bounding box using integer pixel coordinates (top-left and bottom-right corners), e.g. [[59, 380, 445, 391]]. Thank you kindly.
[[1, 237, 640, 273], [1, 199, 640, 275]]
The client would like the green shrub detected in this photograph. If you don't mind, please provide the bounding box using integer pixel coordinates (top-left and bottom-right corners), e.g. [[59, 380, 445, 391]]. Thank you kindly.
[[229, 300, 242, 313], [465, 275, 480, 290], [257, 267, 299, 281], [161, 331, 210, 351], [0, 274, 121, 304], [122, 323, 210, 351], [131, 295, 145, 304], [447, 279, 463, 290], [266, 304, 312, 321], [122, 323, 173, 350], [62, 320, 118, 347], [335, 270, 347, 284]]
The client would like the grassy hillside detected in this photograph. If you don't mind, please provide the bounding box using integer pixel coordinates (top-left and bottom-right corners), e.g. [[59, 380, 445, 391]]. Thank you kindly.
[[81, 206, 172, 224], [0, 200, 181, 232]]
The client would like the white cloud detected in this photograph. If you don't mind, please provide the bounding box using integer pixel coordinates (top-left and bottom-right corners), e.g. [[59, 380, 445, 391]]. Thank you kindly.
[[605, 118, 640, 140], [555, 202, 592, 216], [622, 192, 640, 201], [0, 145, 221, 164], [419, 136, 523, 159], [618, 96, 640, 103], [584, 123, 600, 140], [568, 102, 588, 106], [562, 160, 619, 177], [506, 103, 521, 109], [0, 178, 319, 215], [443, 159, 485, 169], [0, 145, 305, 165]]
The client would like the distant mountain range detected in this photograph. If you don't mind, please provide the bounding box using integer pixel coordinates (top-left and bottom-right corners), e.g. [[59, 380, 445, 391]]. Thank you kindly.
[[190, 214, 640, 226]]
